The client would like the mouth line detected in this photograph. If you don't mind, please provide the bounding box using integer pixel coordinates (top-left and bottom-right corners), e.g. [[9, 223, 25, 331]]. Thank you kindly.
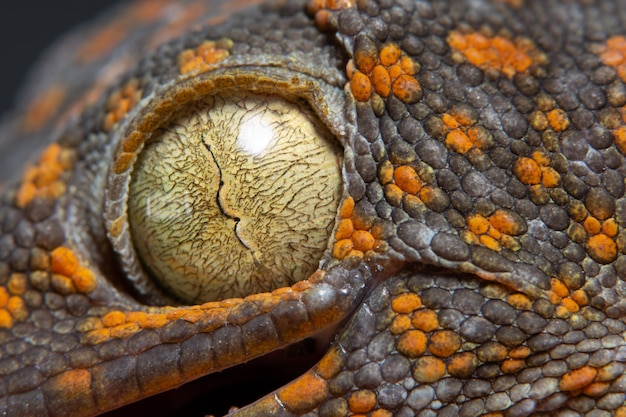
[[99, 336, 327, 417]]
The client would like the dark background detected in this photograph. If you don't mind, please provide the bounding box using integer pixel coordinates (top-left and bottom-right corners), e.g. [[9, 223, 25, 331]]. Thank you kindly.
[[0, 0, 123, 115]]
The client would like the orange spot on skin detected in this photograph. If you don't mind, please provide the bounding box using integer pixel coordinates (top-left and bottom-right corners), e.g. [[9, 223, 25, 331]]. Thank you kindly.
[[46, 369, 93, 412], [340, 196, 355, 219], [110, 322, 141, 339], [335, 219, 354, 240], [602, 218, 619, 237], [371, 65, 391, 97], [467, 214, 490, 235], [570, 290, 589, 306], [561, 297, 579, 313], [103, 79, 142, 131], [315, 345, 345, 379], [393, 165, 422, 194], [391, 74, 422, 104], [445, 130, 473, 154], [447, 352, 479, 378], [179, 39, 232, 75], [0, 288, 9, 308], [501, 359, 526, 373], [411, 309, 439, 331], [616, 126, 626, 156], [586, 234, 618, 264], [559, 366, 598, 391], [584, 216, 602, 235], [379, 43, 401, 66], [0, 309, 12, 329], [348, 390, 376, 413], [546, 108, 570, 132], [391, 293, 422, 313], [507, 293, 532, 310], [22, 85, 67, 133], [8, 274, 27, 296], [83, 328, 112, 345], [349, 71, 372, 101], [488, 209, 527, 236], [540, 167, 561, 188], [73, 267, 97, 293], [352, 230, 375, 252], [513, 157, 541, 185], [550, 278, 569, 298], [347, 41, 421, 103], [396, 330, 427, 358], [102, 311, 126, 328], [277, 372, 329, 414], [479, 235, 501, 251], [307, 0, 355, 14], [16, 144, 73, 208], [428, 330, 461, 358], [390, 314, 412, 335], [333, 239, 353, 260], [508, 346, 531, 359], [50, 247, 78, 277], [412, 357, 446, 383], [601, 36, 626, 82], [583, 382, 610, 397], [354, 42, 379, 74], [7, 296, 27, 321], [448, 31, 538, 78]]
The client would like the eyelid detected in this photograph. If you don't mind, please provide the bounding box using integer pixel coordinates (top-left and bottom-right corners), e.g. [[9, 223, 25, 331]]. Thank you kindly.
[[103, 67, 348, 305]]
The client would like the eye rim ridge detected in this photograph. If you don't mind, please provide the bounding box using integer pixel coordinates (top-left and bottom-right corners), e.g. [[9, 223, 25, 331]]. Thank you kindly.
[[103, 66, 348, 306]]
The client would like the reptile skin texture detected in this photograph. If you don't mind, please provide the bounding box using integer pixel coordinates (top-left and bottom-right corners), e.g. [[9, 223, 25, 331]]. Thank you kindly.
[[1, 0, 626, 416]]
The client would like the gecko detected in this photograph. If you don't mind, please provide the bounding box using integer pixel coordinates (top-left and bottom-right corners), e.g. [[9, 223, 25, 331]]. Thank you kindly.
[[0, 0, 625, 416]]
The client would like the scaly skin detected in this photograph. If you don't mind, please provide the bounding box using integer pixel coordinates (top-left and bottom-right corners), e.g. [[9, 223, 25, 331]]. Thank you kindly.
[[0, 0, 626, 416]]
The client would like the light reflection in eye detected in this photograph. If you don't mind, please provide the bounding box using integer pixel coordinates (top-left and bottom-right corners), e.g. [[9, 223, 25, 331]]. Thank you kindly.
[[237, 112, 275, 156]]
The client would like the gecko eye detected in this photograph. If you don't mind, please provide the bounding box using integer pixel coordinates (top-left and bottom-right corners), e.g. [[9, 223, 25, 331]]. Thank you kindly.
[[126, 93, 342, 304]]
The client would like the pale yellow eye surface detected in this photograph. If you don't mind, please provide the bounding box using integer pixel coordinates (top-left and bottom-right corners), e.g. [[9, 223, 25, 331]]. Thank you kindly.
[[128, 93, 342, 303]]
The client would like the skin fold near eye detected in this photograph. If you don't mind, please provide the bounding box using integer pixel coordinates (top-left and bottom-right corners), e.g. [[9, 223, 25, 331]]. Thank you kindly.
[[128, 93, 343, 304]]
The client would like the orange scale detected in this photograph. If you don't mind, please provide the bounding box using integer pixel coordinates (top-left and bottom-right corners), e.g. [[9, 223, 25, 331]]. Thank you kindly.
[[350, 71, 372, 101], [550, 278, 569, 298], [370, 65, 391, 97], [559, 366, 597, 391], [379, 43, 401, 66], [393, 165, 422, 194], [583, 216, 602, 235], [348, 390, 376, 414], [396, 330, 427, 358], [339, 196, 355, 218], [445, 130, 473, 154], [332, 239, 353, 260], [467, 33, 490, 49], [602, 218, 619, 237], [586, 234, 618, 264], [391, 293, 422, 314], [102, 311, 127, 327], [561, 297, 580, 313]]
